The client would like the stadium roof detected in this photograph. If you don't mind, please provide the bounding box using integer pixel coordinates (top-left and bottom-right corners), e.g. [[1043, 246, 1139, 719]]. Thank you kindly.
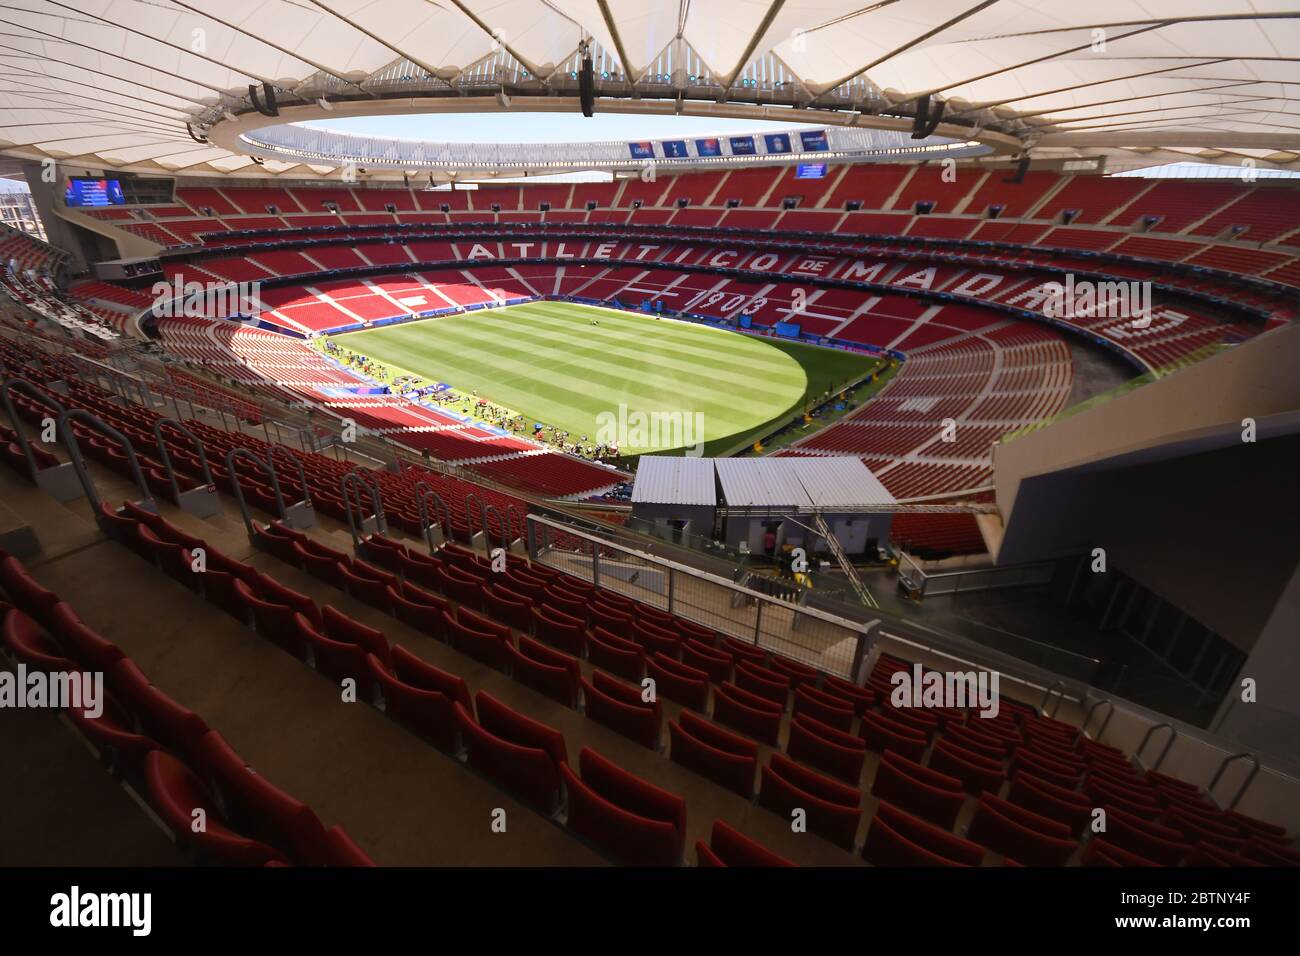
[[631, 456, 717, 507], [1, 1, 1297, 179], [714, 457, 896, 510]]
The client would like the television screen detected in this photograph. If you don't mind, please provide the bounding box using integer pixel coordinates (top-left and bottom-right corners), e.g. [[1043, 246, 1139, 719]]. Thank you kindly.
[[65, 178, 125, 207], [796, 163, 828, 179]]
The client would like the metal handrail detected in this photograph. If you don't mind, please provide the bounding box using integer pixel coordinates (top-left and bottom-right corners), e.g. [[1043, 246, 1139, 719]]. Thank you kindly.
[[152, 417, 215, 505], [341, 471, 386, 546], [265, 444, 312, 507], [1134, 722, 1177, 771], [506, 503, 524, 541], [57, 408, 155, 518], [0, 375, 65, 480], [1208, 752, 1261, 811], [1038, 680, 1065, 717], [414, 480, 451, 554], [1082, 698, 1115, 740], [481, 502, 509, 557], [224, 446, 288, 538], [464, 492, 485, 537]]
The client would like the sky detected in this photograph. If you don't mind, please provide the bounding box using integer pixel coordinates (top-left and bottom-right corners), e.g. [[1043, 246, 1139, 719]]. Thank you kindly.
[[297, 111, 817, 143]]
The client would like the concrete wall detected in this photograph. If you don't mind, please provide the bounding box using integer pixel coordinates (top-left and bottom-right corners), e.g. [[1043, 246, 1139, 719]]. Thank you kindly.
[[995, 320, 1300, 524], [1003, 426, 1299, 651]]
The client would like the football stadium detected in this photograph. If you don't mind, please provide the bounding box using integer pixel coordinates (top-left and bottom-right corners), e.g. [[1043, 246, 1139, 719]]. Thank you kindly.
[[0, 0, 1297, 926]]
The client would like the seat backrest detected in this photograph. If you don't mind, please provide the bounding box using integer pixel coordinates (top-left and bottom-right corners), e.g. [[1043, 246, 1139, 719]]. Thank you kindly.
[[390, 645, 472, 713], [476, 691, 568, 769], [322, 605, 390, 664], [578, 747, 685, 835]]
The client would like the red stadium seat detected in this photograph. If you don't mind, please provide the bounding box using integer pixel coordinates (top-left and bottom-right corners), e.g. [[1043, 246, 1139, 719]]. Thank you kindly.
[[967, 794, 1079, 866], [787, 713, 867, 784], [1099, 806, 1194, 865], [589, 604, 634, 641], [46, 603, 124, 672], [668, 711, 758, 797], [758, 753, 862, 851], [390, 645, 472, 715], [1083, 839, 1162, 867], [930, 739, 1007, 795], [445, 609, 511, 671], [455, 698, 565, 813], [484, 584, 534, 632], [712, 681, 783, 746], [143, 750, 286, 866], [66, 687, 162, 772], [299, 613, 377, 698], [386, 582, 450, 640], [0, 556, 61, 628], [646, 652, 710, 711], [632, 618, 681, 659], [193, 730, 334, 866], [508, 635, 581, 707], [862, 802, 985, 867], [586, 626, 645, 682], [792, 685, 855, 731], [109, 659, 209, 762], [735, 661, 790, 708], [293, 540, 351, 590], [859, 710, 929, 762], [366, 653, 460, 752], [3, 608, 78, 671], [820, 675, 875, 716], [477, 691, 568, 770], [254, 573, 321, 628], [562, 747, 686, 866], [238, 580, 311, 659], [698, 819, 794, 867], [1007, 772, 1094, 832], [680, 638, 732, 683], [582, 672, 661, 749], [871, 752, 966, 829], [769, 655, 817, 690], [530, 605, 587, 657]]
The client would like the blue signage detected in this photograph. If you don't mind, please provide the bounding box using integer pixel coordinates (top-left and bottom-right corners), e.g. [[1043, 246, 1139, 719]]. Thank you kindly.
[[799, 130, 830, 152]]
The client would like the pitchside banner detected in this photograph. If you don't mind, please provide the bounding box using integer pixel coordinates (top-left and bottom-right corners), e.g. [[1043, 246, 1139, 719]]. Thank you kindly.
[[799, 129, 829, 152], [764, 133, 792, 154]]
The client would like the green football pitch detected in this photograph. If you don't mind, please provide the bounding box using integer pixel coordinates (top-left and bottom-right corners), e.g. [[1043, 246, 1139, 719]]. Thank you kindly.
[[327, 302, 881, 456]]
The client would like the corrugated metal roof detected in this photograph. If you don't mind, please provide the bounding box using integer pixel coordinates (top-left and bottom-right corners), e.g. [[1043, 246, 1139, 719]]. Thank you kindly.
[[715, 458, 809, 507], [630, 455, 716, 506], [795, 457, 896, 507], [716, 456, 896, 508], [635, 456, 897, 509]]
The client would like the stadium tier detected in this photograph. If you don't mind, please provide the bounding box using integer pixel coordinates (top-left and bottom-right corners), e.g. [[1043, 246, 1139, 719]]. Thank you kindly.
[[2, 1, 1298, 904], [2, 330, 1296, 875]]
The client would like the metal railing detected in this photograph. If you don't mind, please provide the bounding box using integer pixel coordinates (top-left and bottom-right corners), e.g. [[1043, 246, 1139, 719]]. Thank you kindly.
[[898, 552, 1057, 599], [528, 512, 876, 680]]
